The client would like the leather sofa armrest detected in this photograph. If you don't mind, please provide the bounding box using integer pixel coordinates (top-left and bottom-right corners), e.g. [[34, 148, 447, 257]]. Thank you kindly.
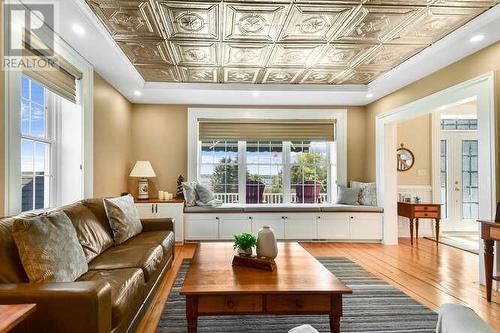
[[141, 218, 174, 232], [0, 281, 112, 333]]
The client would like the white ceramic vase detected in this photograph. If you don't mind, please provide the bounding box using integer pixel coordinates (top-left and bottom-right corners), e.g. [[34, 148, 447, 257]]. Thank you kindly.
[[256, 226, 278, 259]]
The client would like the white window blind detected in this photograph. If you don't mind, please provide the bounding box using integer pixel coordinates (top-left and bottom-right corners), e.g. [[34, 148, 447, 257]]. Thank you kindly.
[[22, 32, 82, 103]]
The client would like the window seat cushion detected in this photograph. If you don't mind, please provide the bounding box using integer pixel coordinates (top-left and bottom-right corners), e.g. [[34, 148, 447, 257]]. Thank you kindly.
[[321, 205, 384, 213], [184, 205, 384, 214], [184, 206, 244, 213]]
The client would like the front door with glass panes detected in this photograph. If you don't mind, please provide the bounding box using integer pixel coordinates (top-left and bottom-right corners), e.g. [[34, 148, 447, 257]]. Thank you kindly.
[[440, 118, 478, 232]]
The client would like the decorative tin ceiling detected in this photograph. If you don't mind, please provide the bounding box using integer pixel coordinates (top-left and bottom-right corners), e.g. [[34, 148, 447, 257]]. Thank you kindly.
[[85, 0, 498, 84]]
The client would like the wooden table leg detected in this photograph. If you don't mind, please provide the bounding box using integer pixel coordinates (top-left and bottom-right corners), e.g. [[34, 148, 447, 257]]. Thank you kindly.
[[415, 218, 419, 241], [186, 296, 198, 333], [435, 219, 440, 245], [329, 295, 342, 333], [409, 219, 414, 245], [484, 239, 494, 302]]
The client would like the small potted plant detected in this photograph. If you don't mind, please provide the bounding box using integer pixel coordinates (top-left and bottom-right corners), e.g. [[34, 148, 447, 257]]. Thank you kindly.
[[233, 233, 257, 256]]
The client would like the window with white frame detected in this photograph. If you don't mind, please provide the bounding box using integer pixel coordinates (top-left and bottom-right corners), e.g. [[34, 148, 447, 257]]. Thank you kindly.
[[198, 139, 335, 205], [19, 75, 84, 212], [21, 76, 54, 211], [246, 141, 284, 204], [195, 115, 339, 205], [199, 140, 239, 204]]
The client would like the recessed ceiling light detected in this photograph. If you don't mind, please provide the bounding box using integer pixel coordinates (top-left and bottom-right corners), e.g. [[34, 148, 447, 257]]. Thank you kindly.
[[133, 90, 142, 96], [366, 93, 374, 98], [72, 24, 86, 36], [469, 34, 484, 43], [252, 91, 260, 97]]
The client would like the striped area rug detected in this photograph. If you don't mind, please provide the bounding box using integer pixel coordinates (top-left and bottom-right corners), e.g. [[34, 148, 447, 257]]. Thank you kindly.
[[157, 258, 437, 333]]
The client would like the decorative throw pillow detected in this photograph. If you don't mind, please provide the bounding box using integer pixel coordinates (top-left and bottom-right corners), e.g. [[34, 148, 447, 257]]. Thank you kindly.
[[351, 181, 377, 206], [11, 211, 88, 283], [103, 194, 142, 245], [336, 186, 361, 205], [195, 183, 215, 203], [182, 182, 198, 207]]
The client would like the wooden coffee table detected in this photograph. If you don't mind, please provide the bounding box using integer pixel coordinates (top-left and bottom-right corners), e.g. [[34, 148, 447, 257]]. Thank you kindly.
[[180, 242, 352, 333]]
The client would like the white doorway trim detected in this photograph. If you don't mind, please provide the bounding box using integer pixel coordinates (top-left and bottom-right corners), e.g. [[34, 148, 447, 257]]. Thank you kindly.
[[375, 72, 500, 282], [375, 73, 496, 284]]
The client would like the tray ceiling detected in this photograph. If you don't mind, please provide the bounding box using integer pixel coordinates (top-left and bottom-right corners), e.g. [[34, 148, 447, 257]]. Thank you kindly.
[[85, 0, 498, 84]]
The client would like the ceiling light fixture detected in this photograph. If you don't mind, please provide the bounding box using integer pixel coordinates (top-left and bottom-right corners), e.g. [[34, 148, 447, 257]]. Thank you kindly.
[[366, 93, 374, 98], [72, 24, 86, 36], [469, 34, 484, 43], [133, 90, 142, 96], [252, 91, 260, 97]]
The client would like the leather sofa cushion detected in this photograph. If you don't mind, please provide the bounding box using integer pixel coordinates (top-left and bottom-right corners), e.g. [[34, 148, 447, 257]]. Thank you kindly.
[[89, 244, 163, 282], [124, 231, 175, 255], [81, 198, 114, 236], [78, 268, 145, 328], [62, 203, 114, 262]]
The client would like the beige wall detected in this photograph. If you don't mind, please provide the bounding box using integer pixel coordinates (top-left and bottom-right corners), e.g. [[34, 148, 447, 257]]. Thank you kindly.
[[396, 115, 432, 186], [93, 73, 133, 197], [129, 105, 368, 196], [365, 41, 500, 194], [130, 104, 187, 196]]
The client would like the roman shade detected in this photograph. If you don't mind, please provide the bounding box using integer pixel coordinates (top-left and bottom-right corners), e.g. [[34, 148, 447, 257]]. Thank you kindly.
[[198, 119, 336, 141], [22, 32, 82, 103]]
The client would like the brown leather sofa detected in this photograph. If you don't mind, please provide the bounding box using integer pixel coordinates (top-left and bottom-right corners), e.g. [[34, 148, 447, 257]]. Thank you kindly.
[[0, 198, 175, 333]]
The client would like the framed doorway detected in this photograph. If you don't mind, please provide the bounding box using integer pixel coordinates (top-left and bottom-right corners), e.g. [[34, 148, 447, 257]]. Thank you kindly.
[[375, 73, 496, 286]]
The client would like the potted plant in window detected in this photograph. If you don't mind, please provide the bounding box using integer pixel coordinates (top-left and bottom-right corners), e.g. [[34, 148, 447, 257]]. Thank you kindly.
[[291, 151, 326, 203], [233, 233, 257, 256], [246, 173, 265, 204]]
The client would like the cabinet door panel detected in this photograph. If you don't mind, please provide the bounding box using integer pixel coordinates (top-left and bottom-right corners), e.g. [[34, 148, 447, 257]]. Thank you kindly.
[[284, 215, 316, 240], [219, 216, 252, 240], [185, 216, 219, 240], [156, 203, 184, 242], [135, 203, 154, 219], [350, 214, 383, 240], [317, 215, 350, 239], [252, 215, 285, 240]]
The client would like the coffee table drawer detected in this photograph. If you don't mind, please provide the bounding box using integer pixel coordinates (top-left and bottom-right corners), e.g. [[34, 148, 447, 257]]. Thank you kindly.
[[266, 294, 331, 312], [198, 295, 263, 313]]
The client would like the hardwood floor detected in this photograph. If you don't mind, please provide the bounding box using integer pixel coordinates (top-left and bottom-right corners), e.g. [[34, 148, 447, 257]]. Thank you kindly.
[[136, 238, 500, 332]]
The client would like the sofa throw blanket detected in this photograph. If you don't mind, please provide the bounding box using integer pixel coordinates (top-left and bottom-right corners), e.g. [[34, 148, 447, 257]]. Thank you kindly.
[[11, 211, 88, 283]]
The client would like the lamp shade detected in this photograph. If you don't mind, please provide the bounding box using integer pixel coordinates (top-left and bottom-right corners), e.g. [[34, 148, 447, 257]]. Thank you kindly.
[[129, 161, 156, 178]]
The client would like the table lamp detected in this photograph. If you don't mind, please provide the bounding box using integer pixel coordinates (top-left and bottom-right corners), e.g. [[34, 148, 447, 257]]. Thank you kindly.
[[130, 161, 156, 199]]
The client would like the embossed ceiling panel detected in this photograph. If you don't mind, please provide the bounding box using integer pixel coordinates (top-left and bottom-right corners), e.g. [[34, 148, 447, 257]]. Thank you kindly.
[[85, 0, 498, 84], [225, 4, 287, 41]]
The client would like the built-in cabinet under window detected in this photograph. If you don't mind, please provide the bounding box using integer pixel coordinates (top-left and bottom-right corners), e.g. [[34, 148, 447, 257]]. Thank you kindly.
[[184, 213, 383, 241]]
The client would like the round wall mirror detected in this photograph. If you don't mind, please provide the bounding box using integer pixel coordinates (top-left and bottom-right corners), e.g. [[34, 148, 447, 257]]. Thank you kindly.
[[397, 146, 415, 172]]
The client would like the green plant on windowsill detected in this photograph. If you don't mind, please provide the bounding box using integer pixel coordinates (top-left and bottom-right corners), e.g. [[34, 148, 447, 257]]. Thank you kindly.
[[233, 233, 257, 256]]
